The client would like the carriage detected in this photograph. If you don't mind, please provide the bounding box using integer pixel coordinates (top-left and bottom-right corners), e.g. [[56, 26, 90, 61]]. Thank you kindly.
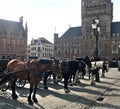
[[0, 58, 61, 91], [0, 58, 63, 104], [0, 59, 27, 91]]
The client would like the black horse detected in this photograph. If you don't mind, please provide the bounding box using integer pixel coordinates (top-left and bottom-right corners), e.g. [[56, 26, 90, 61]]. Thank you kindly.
[[60, 60, 71, 93], [68, 60, 79, 84], [44, 59, 79, 92]]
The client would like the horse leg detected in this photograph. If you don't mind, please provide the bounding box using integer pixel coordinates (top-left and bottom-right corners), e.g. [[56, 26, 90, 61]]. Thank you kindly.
[[90, 71, 95, 85], [32, 84, 38, 103], [95, 69, 100, 82], [73, 70, 80, 85], [43, 72, 49, 89], [88, 69, 91, 80], [11, 79, 18, 99], [28, 84, 33, 105], [68, 72, 72, 84], [101, 69, 105, 78], [72, 72, 76, 85], [62, 73, 70, 93], [53, 73, 58, 84], [82, 69, 86, 79]]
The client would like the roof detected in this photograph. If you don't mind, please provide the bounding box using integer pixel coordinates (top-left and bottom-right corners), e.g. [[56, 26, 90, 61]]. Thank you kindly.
[[0, 19, 25, 36], [60, 26, 82, 38], [31, 37, 52, 44], [60, 22, 120, 39], [40, 37, 52, 44], [111, 22, 120, 34]]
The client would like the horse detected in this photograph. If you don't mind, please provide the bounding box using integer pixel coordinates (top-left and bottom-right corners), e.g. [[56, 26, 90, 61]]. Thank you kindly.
[[59, 58, 87, 86], [43, 59, 62, 89], [1, 58, 53, 105], [90, 60, 109, 85], [68, 60, 79, 85], [70, 58, 87, 85], [60, 60, 71, 93]]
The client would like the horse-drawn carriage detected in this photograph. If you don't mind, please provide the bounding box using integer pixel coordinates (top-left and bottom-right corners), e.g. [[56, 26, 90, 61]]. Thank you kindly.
[[0, 58, 62, 104], [0, 59, 27, 91]]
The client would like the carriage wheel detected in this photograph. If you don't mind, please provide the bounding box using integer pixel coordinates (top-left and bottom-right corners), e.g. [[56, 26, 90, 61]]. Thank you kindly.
[[0, 82, 9, 91], [16, 79, 26, 88], [57, 75, 63, 82]]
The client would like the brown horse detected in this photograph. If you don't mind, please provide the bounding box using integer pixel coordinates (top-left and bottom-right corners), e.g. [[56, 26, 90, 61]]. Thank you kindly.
[[6, 58, 53, 105]]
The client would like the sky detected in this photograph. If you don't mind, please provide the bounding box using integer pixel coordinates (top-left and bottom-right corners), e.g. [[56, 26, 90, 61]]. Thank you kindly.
[[0, 0, 120, 44]]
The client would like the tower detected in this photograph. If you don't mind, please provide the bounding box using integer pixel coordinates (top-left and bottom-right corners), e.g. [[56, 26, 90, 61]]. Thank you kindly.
[[81, 0, 113, 38]]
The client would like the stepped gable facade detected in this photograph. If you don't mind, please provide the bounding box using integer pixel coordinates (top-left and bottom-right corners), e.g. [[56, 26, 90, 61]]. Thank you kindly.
[[0, 16, 27, 60]]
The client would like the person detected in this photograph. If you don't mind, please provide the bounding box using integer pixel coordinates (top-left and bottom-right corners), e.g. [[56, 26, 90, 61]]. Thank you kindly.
[[60, 59, 70, 93]]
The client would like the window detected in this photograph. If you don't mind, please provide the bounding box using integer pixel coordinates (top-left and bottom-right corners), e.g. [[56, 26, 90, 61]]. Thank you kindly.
[[112, 45, 118, 54]]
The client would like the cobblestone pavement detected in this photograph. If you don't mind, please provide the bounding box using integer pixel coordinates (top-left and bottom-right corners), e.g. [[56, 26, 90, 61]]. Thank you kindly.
[[0, 68, 120, 109]]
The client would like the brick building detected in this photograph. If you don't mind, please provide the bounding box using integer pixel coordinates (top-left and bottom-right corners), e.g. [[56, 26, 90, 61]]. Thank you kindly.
[[54, 0, 120, 60], [0, 16, 27, 60]]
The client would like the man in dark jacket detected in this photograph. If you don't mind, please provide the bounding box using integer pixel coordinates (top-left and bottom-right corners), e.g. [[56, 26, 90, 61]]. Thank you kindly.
[[60, 60, 70, 93]]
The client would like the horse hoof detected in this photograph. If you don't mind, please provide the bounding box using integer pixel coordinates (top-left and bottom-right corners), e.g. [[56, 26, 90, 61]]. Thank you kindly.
[[33, 98, 38, 103], [44, 86, 48, 90], [12, 94, 18, 99], [28, 100, 33, 105], [64, 88, 70, 93], [29, 101, 33, 105], [73, 83, 77, 86], [91, 82, 95, 85]]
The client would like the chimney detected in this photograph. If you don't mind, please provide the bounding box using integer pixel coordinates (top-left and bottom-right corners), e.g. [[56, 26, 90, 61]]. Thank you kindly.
[[19, 16, 23, 25]]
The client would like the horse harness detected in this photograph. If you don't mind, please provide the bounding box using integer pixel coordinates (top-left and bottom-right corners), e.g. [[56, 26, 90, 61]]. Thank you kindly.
[[25, 60, 43, 82]]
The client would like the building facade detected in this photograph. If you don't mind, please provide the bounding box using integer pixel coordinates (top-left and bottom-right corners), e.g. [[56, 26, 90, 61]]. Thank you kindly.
[[54, 0, 120, 60], [0, 16, 27, 60], [28, 37, 54, 59]]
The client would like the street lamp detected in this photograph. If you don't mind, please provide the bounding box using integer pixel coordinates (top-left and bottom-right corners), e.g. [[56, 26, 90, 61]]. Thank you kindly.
[[92, 17, 100, 57]]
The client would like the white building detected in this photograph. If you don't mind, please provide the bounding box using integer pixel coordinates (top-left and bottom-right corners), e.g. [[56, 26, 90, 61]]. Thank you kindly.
[[28, 37, 54, 59]]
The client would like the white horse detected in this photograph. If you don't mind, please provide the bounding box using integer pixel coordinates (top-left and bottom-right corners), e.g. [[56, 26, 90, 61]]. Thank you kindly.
[[73, 61, 109, 85], [90, 61, 109, 85]]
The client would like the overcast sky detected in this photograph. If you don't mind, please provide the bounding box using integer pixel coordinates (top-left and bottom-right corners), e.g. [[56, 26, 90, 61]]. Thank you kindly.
[[0, 0, 120, 44]]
